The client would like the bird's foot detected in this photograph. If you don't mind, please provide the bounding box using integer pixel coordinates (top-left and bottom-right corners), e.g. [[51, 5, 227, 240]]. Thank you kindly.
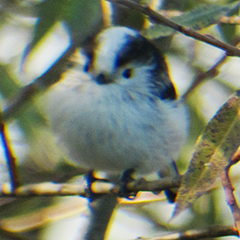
[[84, 170, 109, 202], [118, 168, 137, 200]]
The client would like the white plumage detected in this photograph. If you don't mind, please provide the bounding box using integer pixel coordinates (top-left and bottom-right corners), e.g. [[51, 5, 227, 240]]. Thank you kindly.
[[48, 27, 188, 178]]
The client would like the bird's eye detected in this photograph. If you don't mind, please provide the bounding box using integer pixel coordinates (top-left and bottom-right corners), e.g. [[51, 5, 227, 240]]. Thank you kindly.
[[122, 68, 133, 79]]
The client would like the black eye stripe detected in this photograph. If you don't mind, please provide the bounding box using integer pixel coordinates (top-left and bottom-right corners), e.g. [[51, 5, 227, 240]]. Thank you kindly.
[[122, 69, 132, 78]]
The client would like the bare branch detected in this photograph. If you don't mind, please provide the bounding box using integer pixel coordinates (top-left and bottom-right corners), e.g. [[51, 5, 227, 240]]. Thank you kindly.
[[108, 0, 240, 56], [0, 176, 182, 240], [221, 16, 240, 24], [182, 54, 228, 100], [144, 10, 240, 25], [0, 109, 20, 191], [221, 156, 240, 236], [137, 226, 238, 239], [0, 178, 237, 239], [182, 37, 240, 99], [0, 176, 182, 198]]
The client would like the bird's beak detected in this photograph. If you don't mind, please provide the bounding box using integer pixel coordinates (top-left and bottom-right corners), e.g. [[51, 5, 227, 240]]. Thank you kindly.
[[95, 73, 112, 85]]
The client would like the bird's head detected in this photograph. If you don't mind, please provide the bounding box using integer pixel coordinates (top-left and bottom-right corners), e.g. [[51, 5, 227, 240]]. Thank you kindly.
[[85, 26, 176, 100]]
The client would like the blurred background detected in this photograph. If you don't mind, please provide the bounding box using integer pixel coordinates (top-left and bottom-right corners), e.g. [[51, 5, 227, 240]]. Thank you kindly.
[[0, 0, 240, 239]]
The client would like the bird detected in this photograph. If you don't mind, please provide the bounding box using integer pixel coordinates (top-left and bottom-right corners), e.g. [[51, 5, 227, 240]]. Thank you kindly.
[[47, 26, 188, 200]]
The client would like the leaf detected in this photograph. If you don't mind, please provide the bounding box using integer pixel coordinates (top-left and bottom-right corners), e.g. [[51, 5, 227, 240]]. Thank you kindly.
[[24, 0, 102, 63], [143, 2, 240, 39], [0, 65, 46, 137], [33, 0, 101, 44], [25, 0, 65, 56], [218, 4, 240, 44], [174, 90, 240, 217], [63, 0, 102, 38]]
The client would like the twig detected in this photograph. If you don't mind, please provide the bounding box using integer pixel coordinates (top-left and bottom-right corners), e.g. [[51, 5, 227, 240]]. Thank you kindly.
[[0, 176, 182, 197], [137, 226, 238, 239], [0, 176, 181, 240], [221, 170, 240, 235], [127, 175, 182, 192], [221, 16, 240, 24], [182, 37, 240, 99], [108, 0, 240, 56], [0, 110, 20, 191], [220, 153, 240, 236], [182, 54, 228, 100], [144, 11, 240, 24]]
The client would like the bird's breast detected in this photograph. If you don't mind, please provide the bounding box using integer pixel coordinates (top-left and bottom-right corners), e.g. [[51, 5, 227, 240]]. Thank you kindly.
[[48, 83, 187, 174]]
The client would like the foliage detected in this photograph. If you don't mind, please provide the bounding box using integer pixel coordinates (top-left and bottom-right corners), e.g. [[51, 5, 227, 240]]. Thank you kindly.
[[0, 0, 240, 239]]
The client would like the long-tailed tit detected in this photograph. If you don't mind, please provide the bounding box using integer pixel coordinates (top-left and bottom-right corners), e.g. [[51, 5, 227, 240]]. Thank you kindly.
[[48, 27, 188, 197]]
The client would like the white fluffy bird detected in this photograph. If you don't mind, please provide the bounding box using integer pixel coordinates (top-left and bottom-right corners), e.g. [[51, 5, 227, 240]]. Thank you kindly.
[[48, 27, 188, 197]]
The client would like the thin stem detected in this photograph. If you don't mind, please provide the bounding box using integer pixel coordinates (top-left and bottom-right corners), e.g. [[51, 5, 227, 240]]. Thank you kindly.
[[138, 226, 238, 239], [0, 176, 182, 197], [182, 54, 228, 100], [0, 111, 20, 191], [221, 158, 240, 235]]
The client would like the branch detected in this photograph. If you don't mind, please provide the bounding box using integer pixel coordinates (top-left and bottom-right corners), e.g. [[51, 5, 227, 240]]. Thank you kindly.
[[0, 176, 182, 197], [182, 37, 240, 99], [0, 110, 20, 191], [108, 0, 240, 57], [0, 176, 182, 240], [137, 226, 238, 239], [144, 10, 240, 25], [0, 176, 181, 240], [182, 54, 228, 99], [220, 153, 240, 236], [220, 16, 240, 24], [1, 178, 238, 240]]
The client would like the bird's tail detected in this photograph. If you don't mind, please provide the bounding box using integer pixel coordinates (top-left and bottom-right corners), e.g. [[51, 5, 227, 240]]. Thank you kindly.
[[158, 159, 180, 203]]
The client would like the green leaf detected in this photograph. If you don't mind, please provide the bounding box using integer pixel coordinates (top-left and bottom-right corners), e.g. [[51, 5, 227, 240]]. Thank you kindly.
[[174, 90, 240, 217], [218, 4, 240, 44], [64, 0, 102, 37], [28, 0, 65, 52], [143, 2, 240, 39], [0, 65, 19, 99], [25, 0, 102, 61], [0, 65, 46, 138]]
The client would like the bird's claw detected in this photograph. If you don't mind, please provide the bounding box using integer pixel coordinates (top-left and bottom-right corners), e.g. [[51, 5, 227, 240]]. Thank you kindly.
[[84, 170, 109, 202], [118, 169, 137, 199]]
